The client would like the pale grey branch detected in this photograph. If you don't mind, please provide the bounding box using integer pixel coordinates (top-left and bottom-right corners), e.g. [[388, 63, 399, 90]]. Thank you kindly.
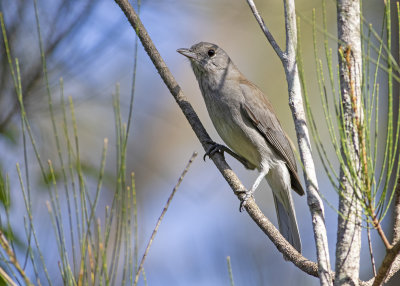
[[246, 0, 285, 62], [335, 1, 363, 285], [246, 1, 333, 285]]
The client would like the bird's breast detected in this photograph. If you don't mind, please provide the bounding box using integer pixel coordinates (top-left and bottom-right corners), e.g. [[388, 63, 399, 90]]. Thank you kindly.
[[203, 92, 265, 168]]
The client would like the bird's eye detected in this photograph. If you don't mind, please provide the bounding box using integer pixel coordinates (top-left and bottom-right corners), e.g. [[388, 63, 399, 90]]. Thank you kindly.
[[207, 49, 215, 57]]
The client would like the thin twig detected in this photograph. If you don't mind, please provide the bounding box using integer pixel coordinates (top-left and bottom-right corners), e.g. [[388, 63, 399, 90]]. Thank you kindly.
[[371, 239, 400, 286], [364, 178, 400, 285], [133, 152, 198, 285], [367, 225, 377, 276], [372, 212, 391, 249], [245, 0, 285, 62]]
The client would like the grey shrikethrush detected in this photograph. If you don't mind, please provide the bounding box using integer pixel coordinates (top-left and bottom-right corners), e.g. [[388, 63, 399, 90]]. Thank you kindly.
[[177, 42, 304, 253]]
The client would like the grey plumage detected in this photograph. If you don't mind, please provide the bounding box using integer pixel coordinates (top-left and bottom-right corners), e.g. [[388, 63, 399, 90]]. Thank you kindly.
[[177, 42, 304, 253]]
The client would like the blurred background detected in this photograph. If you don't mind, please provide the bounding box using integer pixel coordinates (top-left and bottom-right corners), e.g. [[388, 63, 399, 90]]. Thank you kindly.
[[0, 0, 398, 285]]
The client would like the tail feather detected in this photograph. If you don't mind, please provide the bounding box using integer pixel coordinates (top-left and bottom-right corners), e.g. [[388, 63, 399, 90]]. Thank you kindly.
[[273, 193, 301, 253]]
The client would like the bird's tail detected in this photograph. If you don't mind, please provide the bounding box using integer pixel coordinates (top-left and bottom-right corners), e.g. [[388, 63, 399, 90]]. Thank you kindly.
[[272, 192, 301, 253]]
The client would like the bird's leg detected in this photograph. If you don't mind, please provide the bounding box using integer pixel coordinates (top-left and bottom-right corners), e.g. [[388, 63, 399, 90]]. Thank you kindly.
[[239, 168, 268, 211], [203, 139, 255, 170]]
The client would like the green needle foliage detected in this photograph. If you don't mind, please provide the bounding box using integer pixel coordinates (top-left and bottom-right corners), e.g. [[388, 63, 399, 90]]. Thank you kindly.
[[0, 1, 141, 283], [297, 1, 400, 229]]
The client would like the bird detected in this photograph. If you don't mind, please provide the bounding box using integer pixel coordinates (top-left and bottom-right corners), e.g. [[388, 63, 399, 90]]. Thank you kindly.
[[177, 42, 304, 253]]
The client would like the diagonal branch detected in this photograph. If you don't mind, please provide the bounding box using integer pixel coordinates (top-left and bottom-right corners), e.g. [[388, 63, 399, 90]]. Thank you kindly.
[[370, 239, 400, 286], [134, 152, 198, 285], [245, 1, 332, 285], [365, 178, 400, 286], [245, 0, 285, 62], [114, 0, 330, 280]]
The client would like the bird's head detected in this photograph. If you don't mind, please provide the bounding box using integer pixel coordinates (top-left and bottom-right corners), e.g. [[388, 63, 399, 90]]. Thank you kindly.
[[177, 42, 236, 80]]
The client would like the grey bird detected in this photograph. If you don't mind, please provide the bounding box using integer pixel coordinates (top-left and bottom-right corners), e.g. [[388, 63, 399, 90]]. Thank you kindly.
[[177, 42, 304, 253]]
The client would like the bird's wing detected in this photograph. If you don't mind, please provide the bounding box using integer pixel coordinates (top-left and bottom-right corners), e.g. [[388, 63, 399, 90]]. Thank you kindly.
[[239, 79, 304, 196]]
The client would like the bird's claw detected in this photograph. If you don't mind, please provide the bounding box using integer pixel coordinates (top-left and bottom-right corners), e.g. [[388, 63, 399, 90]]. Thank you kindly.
[[203, 140, 255, 170], [238, 191, 253, 212], [203, 141, 226, 161]]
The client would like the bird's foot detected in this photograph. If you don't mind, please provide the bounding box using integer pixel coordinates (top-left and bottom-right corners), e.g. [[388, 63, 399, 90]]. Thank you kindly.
[[203, 140, 227, 161], [203, 140, 255, 170], [237, 189, 254, 212]]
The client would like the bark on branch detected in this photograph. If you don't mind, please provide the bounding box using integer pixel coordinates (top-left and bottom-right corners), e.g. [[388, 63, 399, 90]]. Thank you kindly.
[[335, 1, 363, 285]]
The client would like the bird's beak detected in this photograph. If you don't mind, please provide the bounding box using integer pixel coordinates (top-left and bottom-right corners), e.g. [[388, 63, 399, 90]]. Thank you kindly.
[[177, 48, 197, 60]]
